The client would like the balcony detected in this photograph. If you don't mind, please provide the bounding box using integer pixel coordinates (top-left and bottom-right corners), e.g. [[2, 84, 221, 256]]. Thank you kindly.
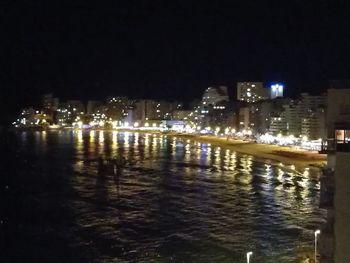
[[319, 139, 350, 154]]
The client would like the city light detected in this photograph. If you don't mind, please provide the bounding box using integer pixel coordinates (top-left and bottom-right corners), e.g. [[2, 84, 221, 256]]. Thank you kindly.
[[246, 251, 253, 263], [9, 6, 346, 262], [271, 83, 284, 99], [315, 230, 321, 263]]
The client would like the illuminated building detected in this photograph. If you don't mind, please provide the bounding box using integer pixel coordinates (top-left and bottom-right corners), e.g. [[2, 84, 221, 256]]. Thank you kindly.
[[202, 86, 229, 106], [56, 100, 85, 126], [13, 107, 52, 128], [90, 106, 108, 127], [199, 86, 229, 126], [267, 99, 301, 136], [269, 115, 287, 135], [237, 82, 268, 103], [205, 101, 235, 129], [270, 84, 284, 99], [283, 101, 303, 136], [105, 97, 130, 121], [172, 110, 192, 120], [13, 108, 36, 127], [247, 98, 290, 135], [134, 99, 180, 123]]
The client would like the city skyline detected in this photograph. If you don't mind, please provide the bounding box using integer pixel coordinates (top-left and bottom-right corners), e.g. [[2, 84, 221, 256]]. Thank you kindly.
[[2, 1, 350, 124], [3, 2, 350, 261]]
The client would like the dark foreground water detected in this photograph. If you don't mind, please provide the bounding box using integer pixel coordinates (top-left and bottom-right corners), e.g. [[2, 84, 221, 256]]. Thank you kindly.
[[1, 131, 326, 262]]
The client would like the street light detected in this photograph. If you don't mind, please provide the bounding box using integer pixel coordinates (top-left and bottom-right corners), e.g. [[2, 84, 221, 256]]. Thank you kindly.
[[315, 229, 321, 263], [246, 251, 253, 263]]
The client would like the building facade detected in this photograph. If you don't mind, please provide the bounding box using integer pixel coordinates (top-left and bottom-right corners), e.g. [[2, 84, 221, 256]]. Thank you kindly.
[[237, 82, 268, 103], [133, 99, 180, 123], [301, 107, 326, 140]]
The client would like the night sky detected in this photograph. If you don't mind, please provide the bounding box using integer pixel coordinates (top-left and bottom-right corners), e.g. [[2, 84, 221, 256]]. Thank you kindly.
[[1, 0, 350, 123]]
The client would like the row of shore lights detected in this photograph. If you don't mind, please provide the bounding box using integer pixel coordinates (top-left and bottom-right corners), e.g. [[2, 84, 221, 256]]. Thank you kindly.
[[246, 229, 321, 263], [85, 121, 243, 134]]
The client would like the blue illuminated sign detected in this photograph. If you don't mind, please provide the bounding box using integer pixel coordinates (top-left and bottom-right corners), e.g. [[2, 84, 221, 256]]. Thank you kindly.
[[271, 84, 284, 98]]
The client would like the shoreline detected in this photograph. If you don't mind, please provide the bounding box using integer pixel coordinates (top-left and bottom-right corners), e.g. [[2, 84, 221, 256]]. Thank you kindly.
[[167, 133, 326, 169], [12, 127, 327, 169]]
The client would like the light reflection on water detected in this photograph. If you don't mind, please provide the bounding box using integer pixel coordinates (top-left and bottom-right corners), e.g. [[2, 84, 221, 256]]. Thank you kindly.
[[17, 131, 325, 262]]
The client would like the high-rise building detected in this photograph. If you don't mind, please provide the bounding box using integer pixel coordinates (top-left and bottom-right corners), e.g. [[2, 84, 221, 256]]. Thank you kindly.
[[202, 86, 229, 106], [134, 99, 179, 123], [237, 82, 268, 103], [249, 101, 273, 135], [299, 93, 327, 140], [239, 107, 250, 131], [300, 93, 327, 112], [205, 101, 235, 129], [283, 101, 303, 136], [249, 98, 290, 135], [42, 93, 59, 111], [269, 115, 287, 135], [200, 86, 229, 126], [301, 108, 326, 140], [268, 100, 303, 136]]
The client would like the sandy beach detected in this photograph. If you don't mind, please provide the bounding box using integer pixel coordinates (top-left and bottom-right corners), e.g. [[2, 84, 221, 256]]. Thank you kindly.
[[164, 132, 327, 168], [46, 127, 327, 168]]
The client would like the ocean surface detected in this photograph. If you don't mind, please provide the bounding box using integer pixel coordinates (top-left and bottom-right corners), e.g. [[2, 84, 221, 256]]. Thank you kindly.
[[1, 130, 326, 262]]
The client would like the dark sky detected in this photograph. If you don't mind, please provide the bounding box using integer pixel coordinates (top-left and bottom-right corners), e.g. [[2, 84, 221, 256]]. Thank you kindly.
[[1, 0, 350, 122]]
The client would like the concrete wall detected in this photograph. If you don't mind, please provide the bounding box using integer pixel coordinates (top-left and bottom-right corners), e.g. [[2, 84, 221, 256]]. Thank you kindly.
[[327, 89, 350, 137], [334, 152, 350, 263]]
